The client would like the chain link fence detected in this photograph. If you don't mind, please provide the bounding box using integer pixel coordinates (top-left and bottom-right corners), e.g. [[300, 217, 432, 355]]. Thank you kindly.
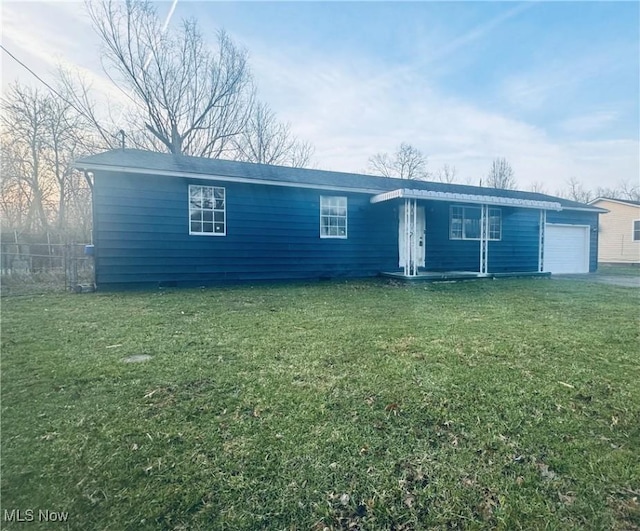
[[1, 232, 94, 296]]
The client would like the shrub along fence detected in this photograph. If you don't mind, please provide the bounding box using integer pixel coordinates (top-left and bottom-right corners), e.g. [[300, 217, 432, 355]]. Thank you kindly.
[[1, 232, 94, 295]]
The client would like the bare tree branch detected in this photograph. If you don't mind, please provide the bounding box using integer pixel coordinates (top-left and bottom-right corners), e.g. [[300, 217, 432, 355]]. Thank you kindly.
[[1, 83, 96, 239], [558, 177, 593, 203], [528, 181, 547, 194], [435, 164, 457, 183], [486, 158, 517, 190], [232, 101, 314, 167], [84, 0, 254, 157], [368, 142, 428, 180]]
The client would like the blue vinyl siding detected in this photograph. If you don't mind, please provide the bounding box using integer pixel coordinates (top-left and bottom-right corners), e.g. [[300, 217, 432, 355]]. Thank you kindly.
[[488, 208, 540, 273], [424, 202, 479, 271], [546, 210, 599, 272], [92, 170, 601, 287], [422, 203, 598, 273], [423, 203, 539, 273], [93, 172, 398, 287]]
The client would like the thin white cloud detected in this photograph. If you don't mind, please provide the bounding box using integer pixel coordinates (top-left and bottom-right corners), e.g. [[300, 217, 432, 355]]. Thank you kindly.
[[557, 111, 619, 135], [500, 43, 633, 112], [347, 3, 537, 97], [249, 46, 638, 191], [2, 2, 128, 104], [418, 3, 536, 67]]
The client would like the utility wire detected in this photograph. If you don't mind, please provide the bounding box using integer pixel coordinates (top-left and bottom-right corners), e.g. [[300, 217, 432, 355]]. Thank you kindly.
[[1, 44, 117, 141], [3, 0, 180, 145]]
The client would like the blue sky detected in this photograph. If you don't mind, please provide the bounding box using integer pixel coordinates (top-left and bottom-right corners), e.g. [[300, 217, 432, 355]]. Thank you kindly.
[[2, 1, 639, 192]]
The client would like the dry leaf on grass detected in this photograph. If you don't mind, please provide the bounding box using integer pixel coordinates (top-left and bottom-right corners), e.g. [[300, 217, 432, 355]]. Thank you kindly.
[[537, 462, 558, 480], [559, 492, 577, 505]]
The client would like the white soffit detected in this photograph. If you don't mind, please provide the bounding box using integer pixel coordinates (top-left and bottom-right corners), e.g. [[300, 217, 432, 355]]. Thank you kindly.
[[370, 188, 563, 211]]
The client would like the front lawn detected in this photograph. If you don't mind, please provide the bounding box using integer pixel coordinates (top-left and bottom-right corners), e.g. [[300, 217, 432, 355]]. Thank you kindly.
[[2, 279, 639, 530], [597, 264, 640, 277]]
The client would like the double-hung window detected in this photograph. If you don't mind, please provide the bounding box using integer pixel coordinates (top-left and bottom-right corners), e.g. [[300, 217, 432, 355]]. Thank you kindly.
[[450, 205, 501, 240], [189, 185, 225, 235], [488, 208, 502, 240], [320, 196, 347, 238], [633, 220, 640, 242]]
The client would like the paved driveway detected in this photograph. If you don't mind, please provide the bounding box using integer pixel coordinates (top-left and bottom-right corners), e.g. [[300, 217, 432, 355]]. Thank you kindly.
[[552, 273, 640, 288]]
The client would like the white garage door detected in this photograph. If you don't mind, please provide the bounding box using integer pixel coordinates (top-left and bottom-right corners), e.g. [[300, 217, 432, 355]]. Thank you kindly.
[[544, 224, 590, 274]]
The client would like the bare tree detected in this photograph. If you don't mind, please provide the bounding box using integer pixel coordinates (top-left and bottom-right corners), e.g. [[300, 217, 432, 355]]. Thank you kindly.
[[463, 175, 482, 186], [0, 138, 33, 230], [486, 158, 516, 190], [556, 178, 640, 205], [287, 141, 315, 169], [233, 101, 314, 167], [560, 177, 593, 203], [434, 164, 457, 183], [1, 83, 96, 239], [42, 96, 86, 231], [58, 68, 123, 152], [615, 179, 640, 202], [368, 142, 428, 180], [1, 85, 54, 232], [529, 181, 548, 194], [84, 0, 254, 158]]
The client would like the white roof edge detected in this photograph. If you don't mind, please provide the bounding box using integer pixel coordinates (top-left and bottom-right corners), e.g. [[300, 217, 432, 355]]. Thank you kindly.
[[371, 188, 563, 211], [562, 205, 608, 213], [75, 162, 382, 195], [589, 197, 636, 210]]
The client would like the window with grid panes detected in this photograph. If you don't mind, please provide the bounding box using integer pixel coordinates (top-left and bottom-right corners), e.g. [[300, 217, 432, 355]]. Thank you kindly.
[[189, 185, 225, 235]]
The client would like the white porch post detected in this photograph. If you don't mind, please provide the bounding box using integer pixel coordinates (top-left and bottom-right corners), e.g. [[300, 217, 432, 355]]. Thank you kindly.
[[411, 199, 418, 276], [402, 198, 420, 277], [538, 209, 546, 272], [479, 204, 489, 275]]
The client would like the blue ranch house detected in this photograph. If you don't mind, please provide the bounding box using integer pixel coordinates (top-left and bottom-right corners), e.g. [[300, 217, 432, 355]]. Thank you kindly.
[[75, 149, 605, 289]]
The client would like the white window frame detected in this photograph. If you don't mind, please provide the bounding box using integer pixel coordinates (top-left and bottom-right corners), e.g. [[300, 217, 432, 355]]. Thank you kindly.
[[320, 196, 348, 239], [450, 205, 501, 241], [189, 184, 226, 236], [633, 219, 640, 242], [488, 208, 502, 241]]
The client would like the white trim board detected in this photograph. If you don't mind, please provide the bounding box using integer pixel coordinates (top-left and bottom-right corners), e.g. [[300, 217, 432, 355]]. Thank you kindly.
[[590, 197, 638, 209], [371, 188, 562, 211], [78, 163, 383, 195]]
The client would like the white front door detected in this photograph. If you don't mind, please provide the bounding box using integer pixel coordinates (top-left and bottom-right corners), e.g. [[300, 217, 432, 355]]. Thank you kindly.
[[399, 203, 426, 269]]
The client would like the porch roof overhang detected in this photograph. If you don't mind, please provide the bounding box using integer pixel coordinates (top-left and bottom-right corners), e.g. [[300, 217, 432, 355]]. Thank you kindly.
[[370, 188, 563, 211]]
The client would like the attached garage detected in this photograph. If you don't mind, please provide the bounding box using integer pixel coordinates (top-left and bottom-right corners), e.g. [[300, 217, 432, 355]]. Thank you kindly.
[[544, 224, 590, 274]]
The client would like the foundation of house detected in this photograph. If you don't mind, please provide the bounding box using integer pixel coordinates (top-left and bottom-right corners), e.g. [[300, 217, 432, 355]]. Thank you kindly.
[[380, 270, 551, 282]]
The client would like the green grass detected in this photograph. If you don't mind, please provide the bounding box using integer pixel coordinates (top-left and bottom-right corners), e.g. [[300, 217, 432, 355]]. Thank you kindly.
[[2, 279, 639, 530], [597, 264, 640, 277]]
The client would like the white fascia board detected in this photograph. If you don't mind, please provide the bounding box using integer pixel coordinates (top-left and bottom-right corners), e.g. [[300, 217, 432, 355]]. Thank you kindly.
[[371, 188, 563, 211], [561, 205, 608, 213], [75, 163, 383, 195], [589, 197, 637, 209]]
